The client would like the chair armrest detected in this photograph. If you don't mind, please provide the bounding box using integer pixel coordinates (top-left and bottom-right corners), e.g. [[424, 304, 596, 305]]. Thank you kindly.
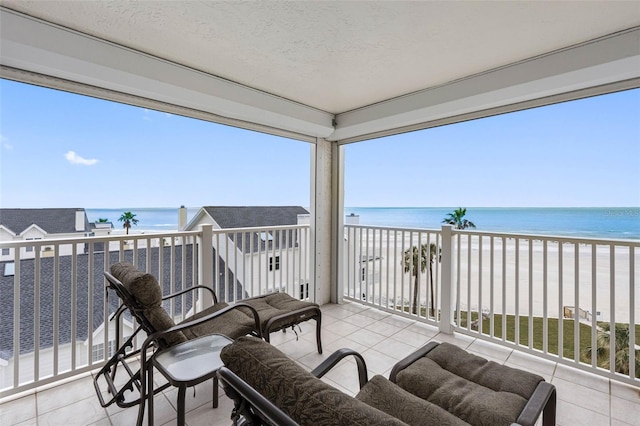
[[515, 381, 556, 426], [143, 302, 261, 348], [218, 367, 299, 426], [310, 348, 369, 389], [161, 285, 218, 304], [388, 341, 439, 382]]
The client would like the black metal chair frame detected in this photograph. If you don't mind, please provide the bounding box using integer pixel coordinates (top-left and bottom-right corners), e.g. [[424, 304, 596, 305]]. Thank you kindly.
[[93, 271, 262, 425]]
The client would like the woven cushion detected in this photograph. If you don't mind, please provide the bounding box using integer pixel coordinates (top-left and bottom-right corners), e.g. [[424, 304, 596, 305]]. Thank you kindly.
[[242, 293, 319, 332], [395, 342, 543, 426], [180, 303, 256, 340], [110, 262, 186, 346], [221, 336, 407, 426], [356, 375, 469, 426]]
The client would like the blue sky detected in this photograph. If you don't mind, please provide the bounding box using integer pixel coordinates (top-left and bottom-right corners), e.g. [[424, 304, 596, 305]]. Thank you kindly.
[[1, 79, 639, 208]]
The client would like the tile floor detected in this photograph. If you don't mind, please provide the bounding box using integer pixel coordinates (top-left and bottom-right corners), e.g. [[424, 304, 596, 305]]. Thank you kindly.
[[1, 301, 639, 425]]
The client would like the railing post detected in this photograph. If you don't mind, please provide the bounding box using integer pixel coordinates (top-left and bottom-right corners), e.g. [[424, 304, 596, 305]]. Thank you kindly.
[[198, 225, 214, 310], [439, 225, 455, 334]]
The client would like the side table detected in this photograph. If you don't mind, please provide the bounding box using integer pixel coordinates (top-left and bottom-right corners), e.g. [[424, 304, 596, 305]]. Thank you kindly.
[[145, 334, 233, 426]]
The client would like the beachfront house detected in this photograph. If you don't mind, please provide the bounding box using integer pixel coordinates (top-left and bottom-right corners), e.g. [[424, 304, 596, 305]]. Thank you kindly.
[[186, 206, 310, 298], [0, 208, 102, 260], [1, 3, 639, 424]]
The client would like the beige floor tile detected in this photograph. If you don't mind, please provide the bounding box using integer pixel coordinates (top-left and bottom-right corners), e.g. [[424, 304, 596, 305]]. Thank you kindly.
[[611, 379, 640, 403], [371, 338, 417, 361], [358, 308, 391, 321], [163, 379, 217, 414], [321, 360, 369, 395], [340, 312, 378, 327], [467, 339, 513, 363], [345, 328, 388, 348], [181, 392, 234, 426], [37, 395, 108, 426], [322, 335, 369, 355], [109, 393, 175, 426], [387, 327, 434, 348], [611, 395, 640, 425], [364, 320, 405, 337], [551, 376, 610, 416], [323, 320, 362, 337], [430, 332, 475, 349], [0, 394, 37, 425], [504, 350, 557, 376], [556, 399, 610, 426], [360, 348, 398, 375], [275, 335, 318, 360], [378, 313, 414, 329], [37, 375, 96, 415], [553, 363, 610, 394]]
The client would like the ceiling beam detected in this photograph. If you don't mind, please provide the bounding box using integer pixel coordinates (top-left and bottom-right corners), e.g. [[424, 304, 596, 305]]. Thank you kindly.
[[0, 8, 335, 139], [330, 27, 640, 142]]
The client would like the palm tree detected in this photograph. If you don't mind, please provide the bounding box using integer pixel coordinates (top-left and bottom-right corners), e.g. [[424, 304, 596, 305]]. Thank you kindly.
[[118, 211, 138, 235], [584, 323, 640, 378], [402, 242, 438, 316], [442, 207, 476, 229]]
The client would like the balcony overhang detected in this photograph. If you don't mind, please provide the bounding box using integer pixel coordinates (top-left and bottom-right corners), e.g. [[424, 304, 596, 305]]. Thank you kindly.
[[1, 7, 639, 143]]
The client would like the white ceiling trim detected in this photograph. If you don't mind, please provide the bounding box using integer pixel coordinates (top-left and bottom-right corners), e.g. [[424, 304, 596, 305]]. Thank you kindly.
[[330, 28, 640, 142], [1, 8, 639, 144], [0, 8, 335, 138]]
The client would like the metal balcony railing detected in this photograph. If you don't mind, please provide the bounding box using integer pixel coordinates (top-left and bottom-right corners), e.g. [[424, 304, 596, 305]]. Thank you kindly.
[[0, 224, 310, 398], [344, 224, 640, 386]]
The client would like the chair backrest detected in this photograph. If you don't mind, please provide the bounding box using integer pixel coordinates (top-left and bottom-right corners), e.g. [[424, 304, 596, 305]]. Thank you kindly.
[[105, 262, 187, 347]]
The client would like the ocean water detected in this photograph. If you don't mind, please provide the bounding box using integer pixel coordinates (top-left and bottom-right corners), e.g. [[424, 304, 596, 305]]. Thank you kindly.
[[86, 207, 640, 240]]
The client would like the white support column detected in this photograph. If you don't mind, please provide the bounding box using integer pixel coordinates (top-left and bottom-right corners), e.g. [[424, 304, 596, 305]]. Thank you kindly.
[[198, 225, 214, 310], [309, 138, 334, 305], [439, 225, 455, 334], [333, 143, 346, 303]]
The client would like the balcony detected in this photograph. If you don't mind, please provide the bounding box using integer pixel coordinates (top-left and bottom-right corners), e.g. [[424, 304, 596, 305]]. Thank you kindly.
[[1, 301, 639, 425], [1, 225, 638, 425]]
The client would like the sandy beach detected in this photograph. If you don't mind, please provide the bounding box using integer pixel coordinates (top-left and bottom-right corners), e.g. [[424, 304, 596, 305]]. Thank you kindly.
[[345, 230, 639, 324]]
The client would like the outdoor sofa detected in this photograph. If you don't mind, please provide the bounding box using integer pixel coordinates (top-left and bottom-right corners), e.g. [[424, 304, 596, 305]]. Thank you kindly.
[[218, 336, 557, 426]]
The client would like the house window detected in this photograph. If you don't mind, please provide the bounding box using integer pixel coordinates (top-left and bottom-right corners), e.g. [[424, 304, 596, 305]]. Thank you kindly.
[[269, 256, 280, 271], [1, 248, 9, 256], [25, 237, 41, 252], [92, 340, 118, 362]]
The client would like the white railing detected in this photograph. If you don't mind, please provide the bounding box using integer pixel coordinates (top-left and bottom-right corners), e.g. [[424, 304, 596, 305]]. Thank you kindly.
[[0, 224, 310, 398], [344, 224, 640, 386]]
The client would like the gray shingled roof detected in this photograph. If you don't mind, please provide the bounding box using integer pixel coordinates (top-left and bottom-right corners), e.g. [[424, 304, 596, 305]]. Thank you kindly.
[[203, 206, 308, 229], [0, 245, 244, 360], [0, 208, 90, 235], [202, 206, 309, 254]]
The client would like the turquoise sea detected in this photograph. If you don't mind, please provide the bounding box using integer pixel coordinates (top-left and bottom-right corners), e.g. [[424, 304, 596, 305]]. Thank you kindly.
[[86, 207, 640, 241]]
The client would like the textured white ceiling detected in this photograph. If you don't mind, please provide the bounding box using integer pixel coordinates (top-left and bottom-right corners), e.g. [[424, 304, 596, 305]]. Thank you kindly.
[[2, 0, 639, 114]]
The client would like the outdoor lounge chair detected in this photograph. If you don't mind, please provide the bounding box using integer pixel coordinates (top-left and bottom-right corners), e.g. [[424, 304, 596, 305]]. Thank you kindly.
[[94, 261, 323, 424], [218, 336, 557, 426], [93, 262, 262, 424]]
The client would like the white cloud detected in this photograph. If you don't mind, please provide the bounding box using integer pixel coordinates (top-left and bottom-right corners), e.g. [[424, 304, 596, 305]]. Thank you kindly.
[[64, 151, 98, 166], [0, 134, 12, 150]]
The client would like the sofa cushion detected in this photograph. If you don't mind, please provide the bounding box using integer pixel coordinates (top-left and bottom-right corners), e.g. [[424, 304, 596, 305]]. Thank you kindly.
[[221, 336, 407, 426], [110, 262, 186, 346], [395, 342, 543, 426], [356, 375, 469, 426]]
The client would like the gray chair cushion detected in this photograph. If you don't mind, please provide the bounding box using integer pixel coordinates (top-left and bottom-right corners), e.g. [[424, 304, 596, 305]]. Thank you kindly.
[[221, 336, 408, 426], [180, 302, 256, 340], [356, 375, 469, 426], [395, 342, 544, 426], [110, 262, 186, 346]]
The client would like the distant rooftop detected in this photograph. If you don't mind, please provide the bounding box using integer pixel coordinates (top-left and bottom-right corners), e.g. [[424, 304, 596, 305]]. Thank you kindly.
[[0, 208, 89, 236]]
